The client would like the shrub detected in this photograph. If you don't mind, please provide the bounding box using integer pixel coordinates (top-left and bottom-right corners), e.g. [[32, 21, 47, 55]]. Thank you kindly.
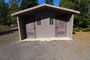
[[88, 25, 90, 28], [0, 25, 10, 31], [82, 28, 90, 32], [73, 27, 80, 32], [10, 24, 17, 28]]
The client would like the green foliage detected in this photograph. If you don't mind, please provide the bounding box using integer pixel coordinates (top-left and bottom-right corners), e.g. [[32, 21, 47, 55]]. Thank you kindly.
[[59, 0, 90, 29], [0, 0, 9, 25], [82, 28, 90, 31], [0, 0, 39, 30], [73, 27, 80, 32], [8, 0, 20, 26], [45, 0, 53, 5], [0, 0, 20, 27], [0, 25, 10, 30], [20, 0, 38, 9], [10, 24, 17, 28], [9, 0, 20, 13]]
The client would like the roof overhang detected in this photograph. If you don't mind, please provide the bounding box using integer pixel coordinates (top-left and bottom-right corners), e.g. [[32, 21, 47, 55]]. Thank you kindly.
[[11, 4, 80, 16]]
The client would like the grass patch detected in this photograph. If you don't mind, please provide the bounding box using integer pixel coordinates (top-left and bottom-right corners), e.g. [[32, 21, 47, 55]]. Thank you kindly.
[[0, 24, 17, 31]]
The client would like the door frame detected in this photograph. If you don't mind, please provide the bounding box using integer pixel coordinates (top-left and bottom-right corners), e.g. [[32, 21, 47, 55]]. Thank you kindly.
[[24, 15, 36, 38]]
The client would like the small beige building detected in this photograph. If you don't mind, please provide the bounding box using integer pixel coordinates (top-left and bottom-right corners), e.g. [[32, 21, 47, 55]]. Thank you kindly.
[[11, 4, 80, 41]]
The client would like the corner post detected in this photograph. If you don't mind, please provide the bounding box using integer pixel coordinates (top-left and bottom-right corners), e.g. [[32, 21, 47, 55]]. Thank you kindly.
[[17, 16, 22, 41], [66, 14, 74, 39]]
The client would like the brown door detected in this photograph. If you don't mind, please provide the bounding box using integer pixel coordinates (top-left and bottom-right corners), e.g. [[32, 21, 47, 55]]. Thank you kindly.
[[55, 15, 67, 37], [25, 16, 35, 38]]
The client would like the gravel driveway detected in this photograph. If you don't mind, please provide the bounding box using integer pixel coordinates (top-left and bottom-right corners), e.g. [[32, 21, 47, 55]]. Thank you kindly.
[[0, 31, 90, 60]]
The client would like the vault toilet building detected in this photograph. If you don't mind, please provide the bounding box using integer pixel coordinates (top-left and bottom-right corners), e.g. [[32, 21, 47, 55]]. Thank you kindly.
[[11, 4, 80, 41]]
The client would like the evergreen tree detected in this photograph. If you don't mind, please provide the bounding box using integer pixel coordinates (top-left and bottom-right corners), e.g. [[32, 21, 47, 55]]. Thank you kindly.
[[45, 0, 53, 5], [9, 0, 20, 13], [21, 0, 38, 10], [59, 0, 90, 28], [0, 0, 9, 25], [8, 0, 20, 26]]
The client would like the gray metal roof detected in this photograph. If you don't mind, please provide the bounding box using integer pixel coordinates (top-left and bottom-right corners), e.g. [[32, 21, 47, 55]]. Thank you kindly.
[[11, 4, 80, 16]]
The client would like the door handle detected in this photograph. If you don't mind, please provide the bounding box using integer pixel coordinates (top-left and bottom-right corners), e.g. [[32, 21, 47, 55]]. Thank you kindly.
[[56, 27, 59, 28], [33, 28, 35, 29]]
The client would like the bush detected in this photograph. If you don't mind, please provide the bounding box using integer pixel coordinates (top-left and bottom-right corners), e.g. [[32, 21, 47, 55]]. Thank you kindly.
[[82, 28, 90, 32], [10, 24, 17, 28], [0, 25, 10, 30], [73, 27, 80, 32], [88, 25, 90, 28]]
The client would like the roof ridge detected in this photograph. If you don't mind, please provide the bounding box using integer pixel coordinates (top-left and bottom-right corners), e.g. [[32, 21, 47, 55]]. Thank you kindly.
[[11, 4, 80, 16]]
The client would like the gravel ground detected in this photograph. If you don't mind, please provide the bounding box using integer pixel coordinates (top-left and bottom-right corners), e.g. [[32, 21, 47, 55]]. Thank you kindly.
[[0, 31, 90, 60]]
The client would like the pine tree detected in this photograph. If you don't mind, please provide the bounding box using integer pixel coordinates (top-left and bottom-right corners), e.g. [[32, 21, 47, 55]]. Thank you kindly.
[[8, 0, 20, 25], [45, 0, 53, 5], [0, 0, 9, 25], [9, 0, 20, 13], [59, 0, 90, 28], [21, 0, 38, 10]]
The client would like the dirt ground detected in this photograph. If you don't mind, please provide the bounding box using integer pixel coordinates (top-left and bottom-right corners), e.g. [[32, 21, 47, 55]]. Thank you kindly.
[[73, 31, 90, 43], [0, 31, 90, 60]]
